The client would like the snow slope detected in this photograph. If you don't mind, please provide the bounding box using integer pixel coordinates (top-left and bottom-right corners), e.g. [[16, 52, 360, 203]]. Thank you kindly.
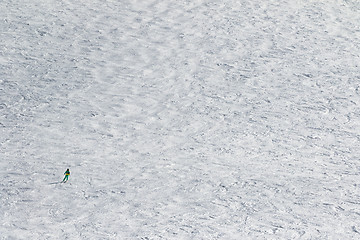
[[1, 0, 360, 239]]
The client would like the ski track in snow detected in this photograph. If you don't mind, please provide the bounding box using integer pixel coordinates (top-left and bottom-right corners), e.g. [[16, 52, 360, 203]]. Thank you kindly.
[[1, 0, 360, 239]]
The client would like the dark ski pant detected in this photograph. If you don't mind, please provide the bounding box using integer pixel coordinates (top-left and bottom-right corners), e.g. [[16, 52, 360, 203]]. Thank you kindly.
[[63, 175, 69, 182]]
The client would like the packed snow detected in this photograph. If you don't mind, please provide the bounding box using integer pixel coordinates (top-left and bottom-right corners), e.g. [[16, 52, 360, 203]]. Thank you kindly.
[[1, 0, 360, 239]]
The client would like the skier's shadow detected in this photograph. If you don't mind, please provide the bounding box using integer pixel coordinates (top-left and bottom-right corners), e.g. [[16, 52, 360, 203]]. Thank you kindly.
[[49, 182, 62, 185]]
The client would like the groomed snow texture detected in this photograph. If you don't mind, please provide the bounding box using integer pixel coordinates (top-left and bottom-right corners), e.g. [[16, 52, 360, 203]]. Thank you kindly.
[[1, 0, 360, 239]]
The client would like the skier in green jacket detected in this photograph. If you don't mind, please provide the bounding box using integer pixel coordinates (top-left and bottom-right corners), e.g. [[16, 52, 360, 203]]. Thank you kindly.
[[62, 169, 70, 182]]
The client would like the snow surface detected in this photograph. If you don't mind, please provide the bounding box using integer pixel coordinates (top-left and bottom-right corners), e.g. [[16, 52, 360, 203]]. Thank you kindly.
[[1, 0, 360, 239]]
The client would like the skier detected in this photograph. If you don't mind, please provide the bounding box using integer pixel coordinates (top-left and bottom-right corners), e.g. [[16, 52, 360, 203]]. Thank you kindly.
[[62, 168, 70, 182]]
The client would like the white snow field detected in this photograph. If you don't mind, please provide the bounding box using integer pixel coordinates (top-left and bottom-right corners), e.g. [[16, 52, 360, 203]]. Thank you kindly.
[[1, 0, 360, 239]]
